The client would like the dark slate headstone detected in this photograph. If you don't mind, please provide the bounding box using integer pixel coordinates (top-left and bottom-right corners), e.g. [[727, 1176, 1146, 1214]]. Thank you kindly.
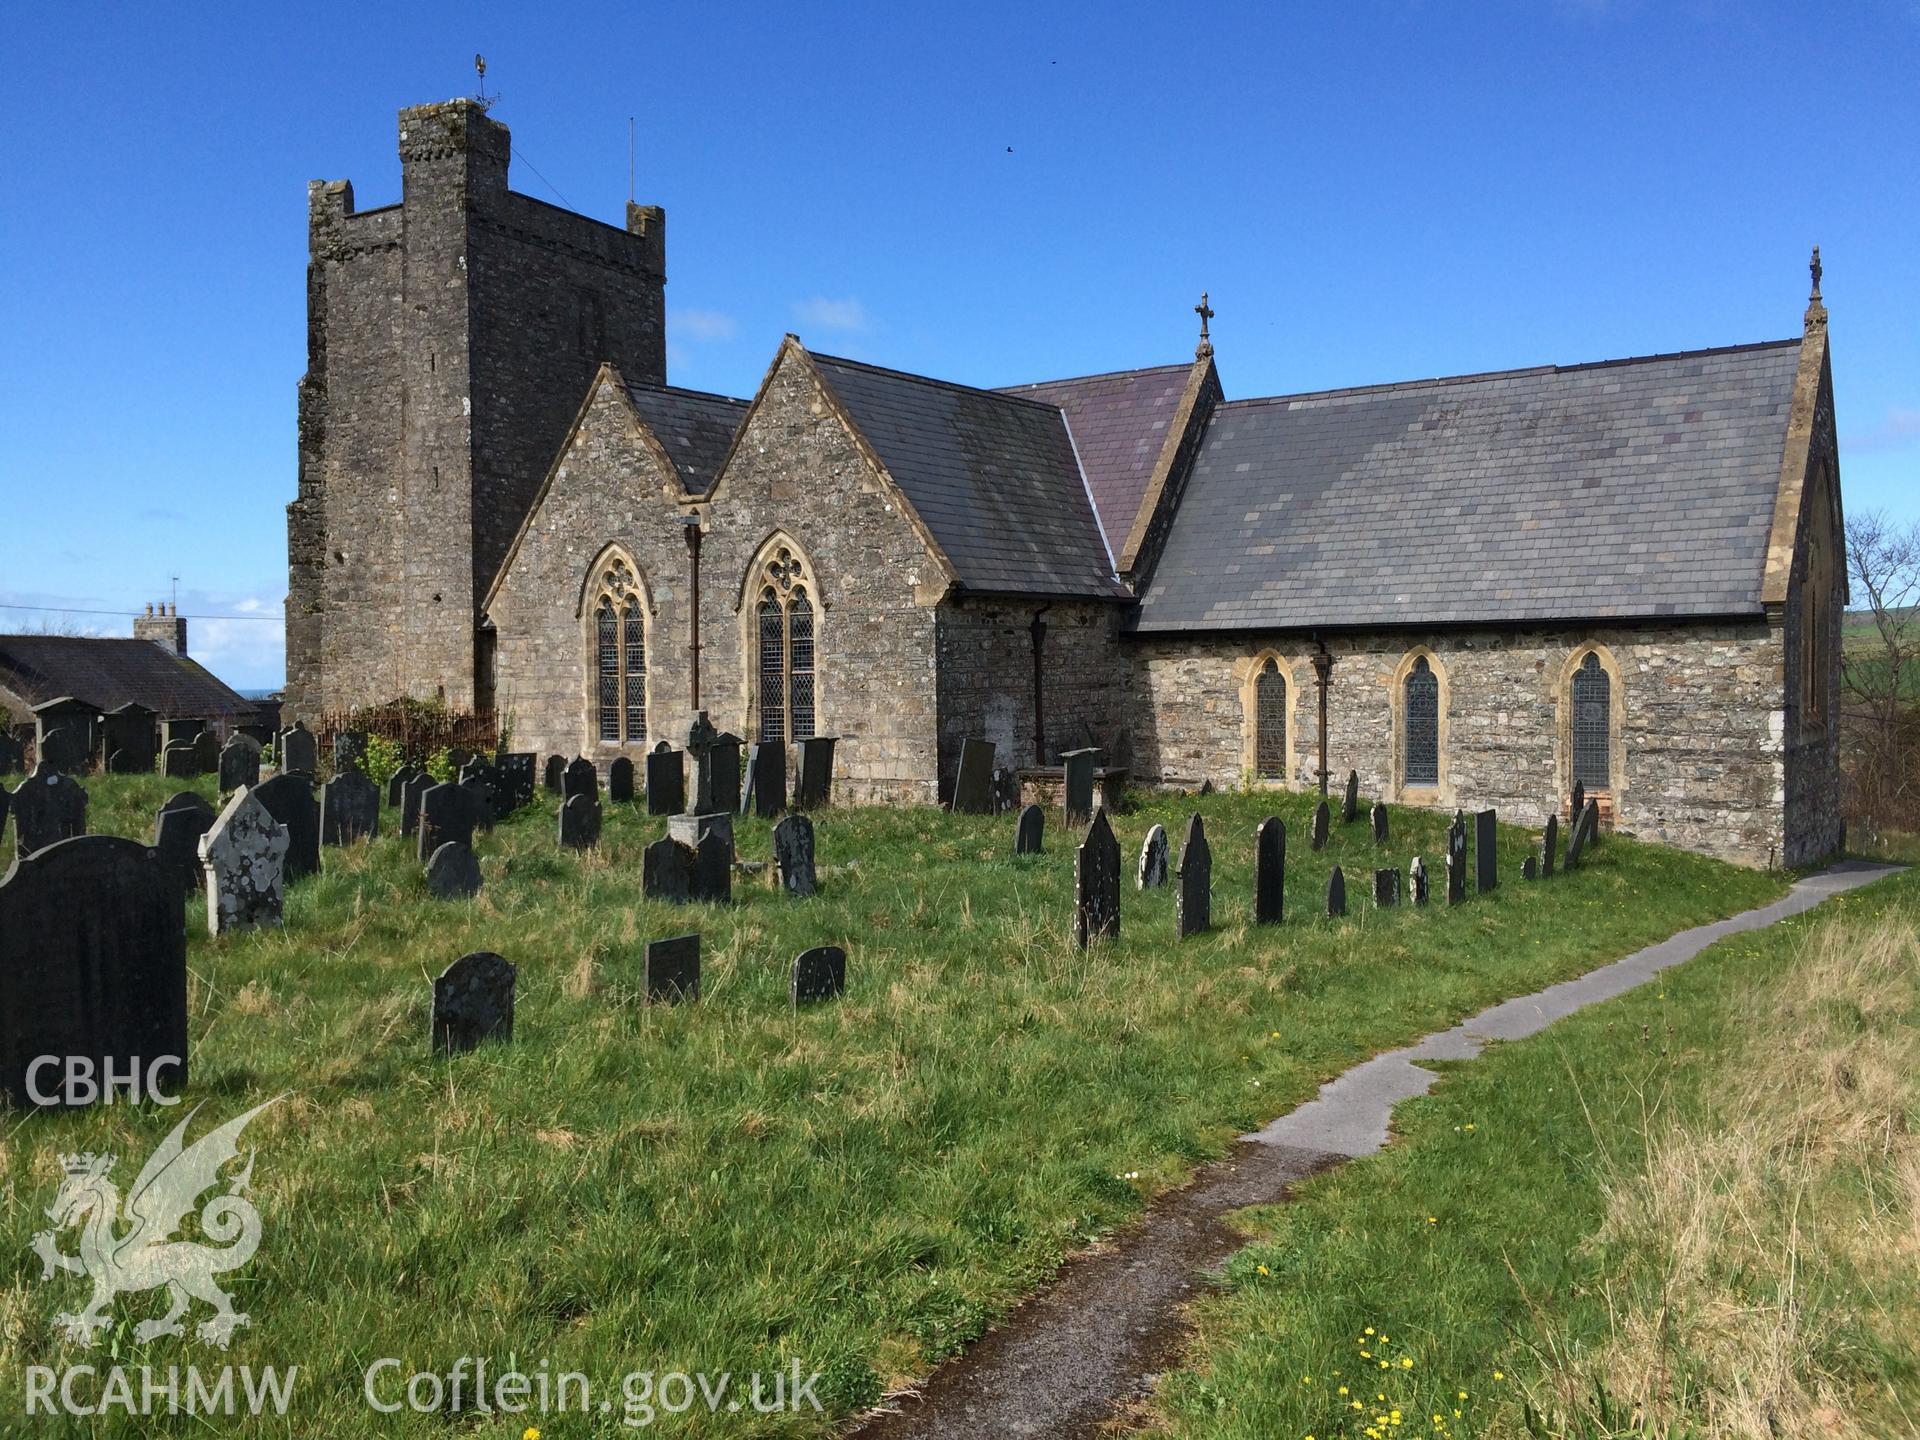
[[562, 758, 597, 802], [794, 735, 836, 809], [1176, 813, 1211, 939], [199, 788, 287, 935], [1342, 769, 1359, 824], [1015, 803, 1045, 857], [425, 841, 483, 899], [458, 773, 496, 832], [446, 747, 474, 773], [1371, 800, 1388, 845], [558, 794, 601, 850], [416, 781, 479, 864], [0, 785, 9, 846], [1061, 747, 1099, 826], [1311, 799, 1330, 851], [39, 724, 88, 775], [1522, 852, 1539, 880], [772, 813, 816, 897], [1327, 865, 1347, 918], [401, 769, 434, 839], [332, 730, 367, 775], [1410, 855, 1429, 905], [0, 835, 186, 1106], [1541, 813, 1559, 878], [11, 762, 87, 856], [690, 830, 731, 904], [1073, 808, 1121, 949], [644, 933, 700, 1003], [790, 945, 846, 1007], [1474, 809, 1498, 894], [1581, 797, 1601, 850], [151, 793, 216, 899], [543, 754, 566, 794], [431, 952, 515, 1055], [742, 742, 786, 819], [219, 734, 261, 792], [991, 766, 1022, 814], [189, 729, 220, 777], [161, 740, 201, 779], [495, 752, 537, 813], [951, 737, 996, 815], [1563, 806, 1587, 871], [608, 756, 636, 804], [1137, 823, 1169, 888], [646, 744, 685, 816], [320, 771, 380, 846], [0, 732, 24, 773], [643, 836, 694, 902], [1446, 816, 1468, 904], [386, 763, 417, 808], [253, 772, 319, 881], [163, 717, 205, 753], [1374, 867, 1399, 908], [1571, 782, 1586, 827], [279, 721, 317, 776], [98, 704, 156, 774], [702, 733, 743, 817], [1254, 816, 1285, 924]]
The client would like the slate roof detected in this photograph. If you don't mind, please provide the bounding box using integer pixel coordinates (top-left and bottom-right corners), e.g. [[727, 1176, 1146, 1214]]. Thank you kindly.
[[0, 636, 257, 719], [810, 353, 1129, 600], [998, 363, 1192, 556], [624, 382, 749, 495], [1134, 340, 1804, 632]]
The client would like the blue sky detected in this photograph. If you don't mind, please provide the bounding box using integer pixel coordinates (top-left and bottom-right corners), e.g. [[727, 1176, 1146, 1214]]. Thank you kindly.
[[2, 2, 1914, 691]]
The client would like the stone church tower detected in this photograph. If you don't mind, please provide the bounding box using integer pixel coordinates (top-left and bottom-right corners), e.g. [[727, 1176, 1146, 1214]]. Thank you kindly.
[[285, 98, 667, 717]]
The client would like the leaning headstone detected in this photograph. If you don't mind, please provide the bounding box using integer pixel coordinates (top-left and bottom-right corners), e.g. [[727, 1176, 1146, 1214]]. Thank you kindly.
[[790, 945, 847, 1007], [151, 792, 217, 899], [543, 754, 565, 794], [1580, 797, 1601, 850], [1409, 855, 1429, 905], [1371, 800, 1388, 845], [1176, 814, 1211, 939], [1311, 799, 1330, 851], [161, 740, 201, 779], [0, 732, 24, 773], [1327, 865, 1347, 918], [643, 836, 694, 903], [431, 952, 515, 1055], [793, 736, 836, 809], [1541, 813, 1559, 878], [425, 841, 483, 899], [558, 794, 601, 851], [320, 771, 380, 846], [253, 772, 319, 881], [562, 757, 597, 802], [1342, 769, 1359, 824], [1374, 867, 1399, 908], [1073, 809, 1121, 948], [1015, 803, 1045, 857], [401, 769, 434, 839], [0, 835, 187, 1105], [1254, 816, 1285, 924], [1061, 747, 1099, 825], [690, 830, 732, 904], [279, 721, 317, 776], [494, 752, 537, 813], [772, 814, 816, 897], [1474, 809, 1498, 894], [11, 762, 87, 856], [608, 756, 635, 805], [644, 934, 700, 1003], [741, 742, 786, 819], [646, 744, 685, 816], [219, 733, 261, 792], [199, 788, 288, 936], [416, 781, 479, 864], [1571, 781, 1586, 826], [1137, 823, 1169, 888], [951, 737, 996, 815], [1522, 853, 1539, 880], [1565, 803, 1592, 871]]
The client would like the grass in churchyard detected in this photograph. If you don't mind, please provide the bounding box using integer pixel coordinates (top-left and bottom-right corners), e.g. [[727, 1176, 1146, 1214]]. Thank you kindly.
[[0, 771, 1787, 1435], [1150, 863, 1916, 1440]]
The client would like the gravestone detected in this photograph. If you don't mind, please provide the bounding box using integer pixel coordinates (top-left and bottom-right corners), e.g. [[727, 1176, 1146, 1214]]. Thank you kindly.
[[643, 836, 693, 903], [1580, 797, 1601, 850], [279, 721, 317, 776], [558, 794, 601, 850], [794, 736, 836, 809], [1474, 809, 1498, 894], [332, 730, 368, 775], [1137, 823, 1169, 888], [772, 814, 816, 897], [543, 754, 565, 794], [646, 744, 685, 816], [0, 732, 25, 773], [458, 772, 496, 832], [1255, 816, 1285, 924], [199, 788, 288, 936], [431, 952, 515, 1055], [702, 733, 743, 817], [253, 772, 320, 882], [951, 737, 996, 815], [1343, 769, 1359, 824], [562, 757, 598, 802], [1371, 800, 1388, 845], [742, 741, 786, 819], [98, 703, 156, 774], [37, 722, 89, 775], [1374, 867, 1399, 908], [1176, 814, 1211, 939], [1327, 865, 1347, 918], [401, 769, 434, 838], [1522, 852, 1539, 880], [151, 792, 216, 899], [320, 771, 380, 846], [189, 729, 220, 777], [1409, 855, 1429, 905], [425, 842, 483, 899], [495, 752, 537, 813], [992, 767, 1022, 814], [11, 762, 87, 856], [386, 763, 417, 809], [1014, 803, 1045, 857], [1446, 815, 1467, 904], [690, 830, 731, 904], [1571, 781, 1586, 826], [1563, 807, 1587, 870], [416, 782, 480, 864], [0, 835, 187, 1106], [445, 747, 474, 773], [644, 934, 700, 1003], [790, 945, 846, 1007], [668, 810, 733, 857], [608, 756, 635, 804], [1311, 799, 1330, 851], [458, 755, 498, 806], [161, 740, 201, 779], [219, 733, 261, 792], [162, 717, 205, 754], [1541, 813, 1559, 878], [1061, 747, 1099, 825], [1073, 809, 1121, 949], [0, 786, 9, 846]]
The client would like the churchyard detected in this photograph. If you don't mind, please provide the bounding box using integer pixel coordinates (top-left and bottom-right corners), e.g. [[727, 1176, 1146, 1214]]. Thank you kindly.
[[0, 742, 1792, 1435]]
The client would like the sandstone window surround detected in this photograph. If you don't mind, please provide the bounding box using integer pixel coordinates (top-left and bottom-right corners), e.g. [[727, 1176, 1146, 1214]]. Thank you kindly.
[[1387, 647, 1453, 805], [1558, 642, 1626, 811], [744, 535, 822, 746], [1235, 650, 1299, 788], [581, 547, 652, 749]]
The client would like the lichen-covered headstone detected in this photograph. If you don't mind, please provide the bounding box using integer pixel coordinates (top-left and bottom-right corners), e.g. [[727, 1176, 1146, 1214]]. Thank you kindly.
[[1255, 816, 1285, 924], [320, 771, 380, 845], [644, 934, 699, 1003], [199, 788, 288, 936], [1137, 823, 1169, 888], [1073, 809, 1120, 949], [790, 945, 846, 1007], [1177, 813, 1211, 938], [1015, 803, 1045, 857], [11, 761, 87, 856], [431, 952, 515, 1055], [773, 813, 816, 897], [425, 841, 482, 899]]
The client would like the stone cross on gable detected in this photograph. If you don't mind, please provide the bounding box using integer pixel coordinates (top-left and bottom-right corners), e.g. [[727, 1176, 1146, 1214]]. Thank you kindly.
[[1194, 291, 1215, 359], [1809, 245, 1822, 300]]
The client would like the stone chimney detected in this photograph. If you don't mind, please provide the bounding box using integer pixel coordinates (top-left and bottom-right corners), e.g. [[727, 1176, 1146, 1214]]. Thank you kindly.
[[134, 602, 187, 656]]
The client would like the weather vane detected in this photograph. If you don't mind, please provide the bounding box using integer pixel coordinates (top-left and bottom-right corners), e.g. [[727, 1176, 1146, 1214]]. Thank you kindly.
[[474, 54, 494, 111]]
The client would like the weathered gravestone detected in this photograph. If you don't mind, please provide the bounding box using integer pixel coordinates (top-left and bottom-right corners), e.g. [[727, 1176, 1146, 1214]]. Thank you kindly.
[[99, 703, 156, 774], [1374, 867, 1399, 908], [543, 754, 566, 794], [1255, 816, 1285, 924], [1176, 814, 1211, 939], [161, 717, 204, 754], [1061, 747, 1099, 825], [790, 945, 847, 1008], [1563, 805, 1587, 870], [0, 732, 24, 773], [219, 733, 261, 792], [793, 736, 836, 809], [1474, 809, 1498, 894], [431, 952, 515, 1055], [1371, 800, 1388, 845], [646, 744, 684, 816], [279, 721, 317, 776], [608, 756, 635, 805], [151, 792, 216, 899], [1571, 782, 1586, 827], [0, 835, 187, 1106], [189, 729, 220, 778], [458, 771, 496, 832], [1580, 797, 1601, 850], [1137, 823, 1169, 888], [644, 933, 700, 1003], [161, 741, 201, 779], [1410, 855, 1429, 905], [494, 752, 537, 813], [559, 794, 602, 851], [1311, 799, 1330, 851], [690, 830, 731, 904], [386, 763, 418, 808], [425, 842, 483, 899], [1522, 852, 1539, 880], [253, 772, 320, 881], [772, 814, 816, 897], [199, 788, 288, 936], [416, 782, 481, 864], [1541, 813, 1559, 878], [1327, 865, 1347, 918], [951, 737, 996, 815], [643, 836, 693, 903], [1447, 814, 1467, 904], [401, 769, 434, 838], [445, 747, 474, 773], [1343, 769, 1359, 824], [332, 730, 368, 775], [562, 758, 597, 802], [37, 723, 89, 775], [1073, 809, 1121, 949], [1014, 803, 1045, 857], [741, 742, 786, 820], [320, 771, 380, 846], [11, 762, 87, 856]]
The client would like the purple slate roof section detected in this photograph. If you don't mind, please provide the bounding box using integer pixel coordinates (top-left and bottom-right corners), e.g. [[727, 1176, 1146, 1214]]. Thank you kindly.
[[624, 383, 749, 495], [1135, 341, 1804, 632], [0, 636, 256, 719], [1000, 363, 1191, 557]]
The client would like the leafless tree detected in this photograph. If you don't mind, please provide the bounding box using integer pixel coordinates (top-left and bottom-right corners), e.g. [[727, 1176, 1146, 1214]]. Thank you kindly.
[[1841, 508, 1920, 828]]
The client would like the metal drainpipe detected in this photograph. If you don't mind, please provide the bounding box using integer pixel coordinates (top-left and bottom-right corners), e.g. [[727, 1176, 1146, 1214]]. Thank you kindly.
[[681, 514, 703, 711], [1311, 638, 1333, 797], [1030, 605, 1051, 765]]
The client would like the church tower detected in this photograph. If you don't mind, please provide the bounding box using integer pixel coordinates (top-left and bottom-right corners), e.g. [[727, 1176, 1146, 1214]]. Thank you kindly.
[[286, 97, 667, 718]]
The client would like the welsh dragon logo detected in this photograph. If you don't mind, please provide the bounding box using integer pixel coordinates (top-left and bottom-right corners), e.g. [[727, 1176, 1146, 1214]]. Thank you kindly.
[[31, 1098, 281, 1348]]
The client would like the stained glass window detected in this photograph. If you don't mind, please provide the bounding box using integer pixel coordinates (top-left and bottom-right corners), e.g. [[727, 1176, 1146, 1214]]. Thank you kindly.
[[754, 545, 820, 744], [596, 599, 619, 742], [1254, 659, 1286, 779], [1405, 656, 1439, 785], [588, 555, 645, 745], [1571, 652, 1611, 789]]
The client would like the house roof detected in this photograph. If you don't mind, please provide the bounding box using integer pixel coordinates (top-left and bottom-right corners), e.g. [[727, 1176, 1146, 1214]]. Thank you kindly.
[[0, 636, 257, 720], [809, 353, 1129, 600], [1134, 339, 1805, 632], [998, 363, 1193, 557], [624, 382, 748, 495]]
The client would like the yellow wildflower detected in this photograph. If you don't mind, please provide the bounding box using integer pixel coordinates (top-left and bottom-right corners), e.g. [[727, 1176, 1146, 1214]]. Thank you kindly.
[[524, 1430, 542, 1440], [1494, 1370, 1505, 1381], [1257, 1264, 1271, 1276], [1401, 1356, 1414, 1368]]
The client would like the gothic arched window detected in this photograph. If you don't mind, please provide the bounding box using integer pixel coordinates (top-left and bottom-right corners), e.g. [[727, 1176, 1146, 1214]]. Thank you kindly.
[[1570, 651, 1612, 789], [588, 554, 646, 744], [1404, 656, 1439, 786], [1254, 659, 1286, 779], [753, 543, 818, 744]]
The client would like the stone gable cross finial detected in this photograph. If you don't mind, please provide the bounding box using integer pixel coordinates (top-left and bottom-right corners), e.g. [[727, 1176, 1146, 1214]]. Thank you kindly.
[[1809, 245, 1822, 300], [1194, 292, 1215, 359], [1805, 244, 1826, 329]]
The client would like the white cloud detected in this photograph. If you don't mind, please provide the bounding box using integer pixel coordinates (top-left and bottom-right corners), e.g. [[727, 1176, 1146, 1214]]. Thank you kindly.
[[791, 297, 871, 333], [1844, 406, 1920, 454], [671, 307, 739, 343]]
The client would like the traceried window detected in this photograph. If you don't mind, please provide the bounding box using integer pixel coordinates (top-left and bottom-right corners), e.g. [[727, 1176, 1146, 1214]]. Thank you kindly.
[[1571, 651, 1612, 789], [1254, 659, 1286, 780], [754, 544, 818, 744], [588, 555, 646, 744], [1404, 656, 1439, 785]]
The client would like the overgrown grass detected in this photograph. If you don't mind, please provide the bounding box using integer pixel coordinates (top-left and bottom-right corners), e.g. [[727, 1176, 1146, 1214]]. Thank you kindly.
[[1150, 860, 1912, 1440], [0, 773, 1786, 1435]]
